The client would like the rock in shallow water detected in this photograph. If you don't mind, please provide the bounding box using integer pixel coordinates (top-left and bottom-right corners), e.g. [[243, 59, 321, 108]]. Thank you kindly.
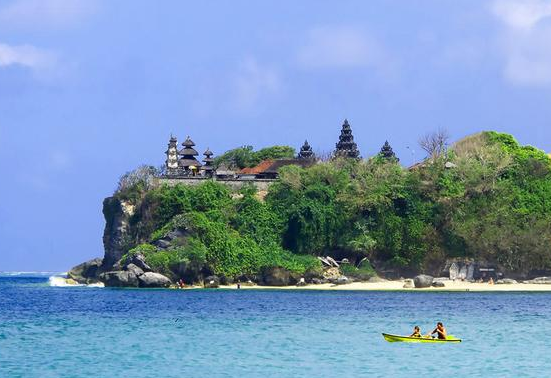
[[138, 272, 171, 288], [413, 274, 434, 288], [68, 258, 103, 284]]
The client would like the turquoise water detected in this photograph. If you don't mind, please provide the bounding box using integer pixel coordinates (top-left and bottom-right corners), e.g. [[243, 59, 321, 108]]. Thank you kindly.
[[1, 276, 550, 377]]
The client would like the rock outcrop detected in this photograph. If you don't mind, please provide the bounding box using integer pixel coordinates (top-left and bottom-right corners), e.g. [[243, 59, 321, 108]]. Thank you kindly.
[[102, 197, 136, 268], [138, 272, 172, 288], [414, 274, 434, 288], [125, 253, 152, 272], [67, 258, 103, 284], [126, 263, 144, 277], [99, 271, 139, 287]]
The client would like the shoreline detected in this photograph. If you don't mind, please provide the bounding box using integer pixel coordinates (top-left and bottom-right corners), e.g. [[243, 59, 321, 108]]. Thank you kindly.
[[217, 280, 551, 292]]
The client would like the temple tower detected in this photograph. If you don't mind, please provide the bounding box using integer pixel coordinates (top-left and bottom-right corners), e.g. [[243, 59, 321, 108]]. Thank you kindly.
[[178, 136, 202, 175], [298, 140, 315, 160], [201, 148, 215, 177], [165, 135, 179, 175], [334, 119, 360, 159], [380, 141, 399, 161]]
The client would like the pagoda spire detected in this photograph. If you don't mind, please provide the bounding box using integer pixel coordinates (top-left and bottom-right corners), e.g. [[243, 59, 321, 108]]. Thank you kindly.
[[165, 135, 179, 175], [379, 140, 398, 161], [334, 119, 360, 159], [298, 140, 315, 160], [178, 136, 202, 175], [201, 148, 215, 177]]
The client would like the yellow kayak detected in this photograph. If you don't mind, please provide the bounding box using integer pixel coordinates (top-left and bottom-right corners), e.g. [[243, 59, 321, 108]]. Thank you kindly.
[[382, 333, 461, 343]]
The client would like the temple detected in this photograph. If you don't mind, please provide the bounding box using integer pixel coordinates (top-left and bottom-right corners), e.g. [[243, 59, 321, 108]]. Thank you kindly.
[[334, 119, 360, 159], [298, 140, 315, 159], [160, 119, 396, 187]]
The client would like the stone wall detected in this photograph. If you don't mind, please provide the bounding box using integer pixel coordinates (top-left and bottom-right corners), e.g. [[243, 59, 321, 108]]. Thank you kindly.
[[154, 177, 276, 191]]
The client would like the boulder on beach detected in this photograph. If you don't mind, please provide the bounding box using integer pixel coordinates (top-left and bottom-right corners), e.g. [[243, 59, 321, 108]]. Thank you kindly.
[[335, 276, 350, 285], [138, 272, 172, 288], [413, 274, 434, 288], [496, 278, 518, 285], [204, 275, 220, 288], [262, 267, 291, 286], [403, 279, 414, 288], [99, 271, 139, 287]]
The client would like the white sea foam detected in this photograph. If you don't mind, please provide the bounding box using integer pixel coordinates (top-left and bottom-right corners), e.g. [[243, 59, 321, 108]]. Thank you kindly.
[[48, 275, 104, 288]]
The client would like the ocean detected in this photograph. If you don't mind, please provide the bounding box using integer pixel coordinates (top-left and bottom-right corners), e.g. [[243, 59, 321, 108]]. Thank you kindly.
[[1, 274, 549, 377]]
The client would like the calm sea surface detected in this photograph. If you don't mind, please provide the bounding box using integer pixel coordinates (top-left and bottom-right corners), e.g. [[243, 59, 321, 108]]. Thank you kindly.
[[1, 275, 550, 378]]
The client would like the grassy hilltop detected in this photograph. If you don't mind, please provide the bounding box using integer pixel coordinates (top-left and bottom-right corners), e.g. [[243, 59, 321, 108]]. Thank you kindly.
[[112, 132, 551, 282]]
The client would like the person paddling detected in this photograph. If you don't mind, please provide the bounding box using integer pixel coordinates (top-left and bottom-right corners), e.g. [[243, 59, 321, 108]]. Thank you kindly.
[[430, 322, 447, 339]]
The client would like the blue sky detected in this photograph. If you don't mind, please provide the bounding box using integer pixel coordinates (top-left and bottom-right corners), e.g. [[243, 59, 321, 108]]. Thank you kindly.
[[1, 0, 551, 271]]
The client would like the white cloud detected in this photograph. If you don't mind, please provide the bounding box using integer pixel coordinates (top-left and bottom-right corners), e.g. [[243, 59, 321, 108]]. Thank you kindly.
[[230, 57, 281, 111], [0, 0, 98, 29], [492, 0, 551, 30], [297, 26, 384, 69], [0, 43, 56, 69], [492, 0, 551, 86]]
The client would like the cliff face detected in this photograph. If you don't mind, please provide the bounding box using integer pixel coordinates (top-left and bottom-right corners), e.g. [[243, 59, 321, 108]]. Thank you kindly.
[[68, 196, 137, 283], [101, 196, 136, 268]]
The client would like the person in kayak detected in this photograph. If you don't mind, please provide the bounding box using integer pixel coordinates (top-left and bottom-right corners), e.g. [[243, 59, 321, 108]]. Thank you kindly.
[[430, 322, 447, 339], [410, 326, 422, 338]]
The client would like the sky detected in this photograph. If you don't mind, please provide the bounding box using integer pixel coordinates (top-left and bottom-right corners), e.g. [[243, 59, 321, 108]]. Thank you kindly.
[[1, 0, 551, 271]]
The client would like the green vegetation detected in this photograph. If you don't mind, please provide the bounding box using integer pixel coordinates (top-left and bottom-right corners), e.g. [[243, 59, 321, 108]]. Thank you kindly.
[[213, 145, 295, 169], [114, 131, 551, 280]]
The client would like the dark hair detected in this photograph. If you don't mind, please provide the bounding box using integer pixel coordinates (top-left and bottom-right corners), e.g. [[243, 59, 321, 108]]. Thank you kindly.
[[437, 322, 443, 326]]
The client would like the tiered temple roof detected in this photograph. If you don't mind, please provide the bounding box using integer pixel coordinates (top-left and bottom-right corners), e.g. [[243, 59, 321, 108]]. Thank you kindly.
[[201, 148, 215, 177], [334, 119, 360, 159], [298, 140, 315, 159], [178, 136, 202, 171]]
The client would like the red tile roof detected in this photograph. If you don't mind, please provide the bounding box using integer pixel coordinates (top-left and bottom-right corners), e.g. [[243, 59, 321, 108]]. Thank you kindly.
[[239, 160, 275, 174]]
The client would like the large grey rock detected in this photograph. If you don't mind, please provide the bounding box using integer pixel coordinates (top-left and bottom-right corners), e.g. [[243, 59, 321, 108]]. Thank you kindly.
[[368, 276, 387, 283], [68, 258, 103, 284], [262, 267, 291, 286], [138, 272, 172, 288], [126, 263, 144, 277], [414, 274, 434, 288], [99, 271, 138, 287], [403, 279, 414, 288], [335, 276, 350, 285], [204, 275, 220, 288], [126, 253, 152, 272], [496, 278, 518, 285]]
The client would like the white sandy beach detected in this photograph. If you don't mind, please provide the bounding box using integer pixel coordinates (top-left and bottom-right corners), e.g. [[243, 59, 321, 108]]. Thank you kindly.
[[218, 280, 551, 292]]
